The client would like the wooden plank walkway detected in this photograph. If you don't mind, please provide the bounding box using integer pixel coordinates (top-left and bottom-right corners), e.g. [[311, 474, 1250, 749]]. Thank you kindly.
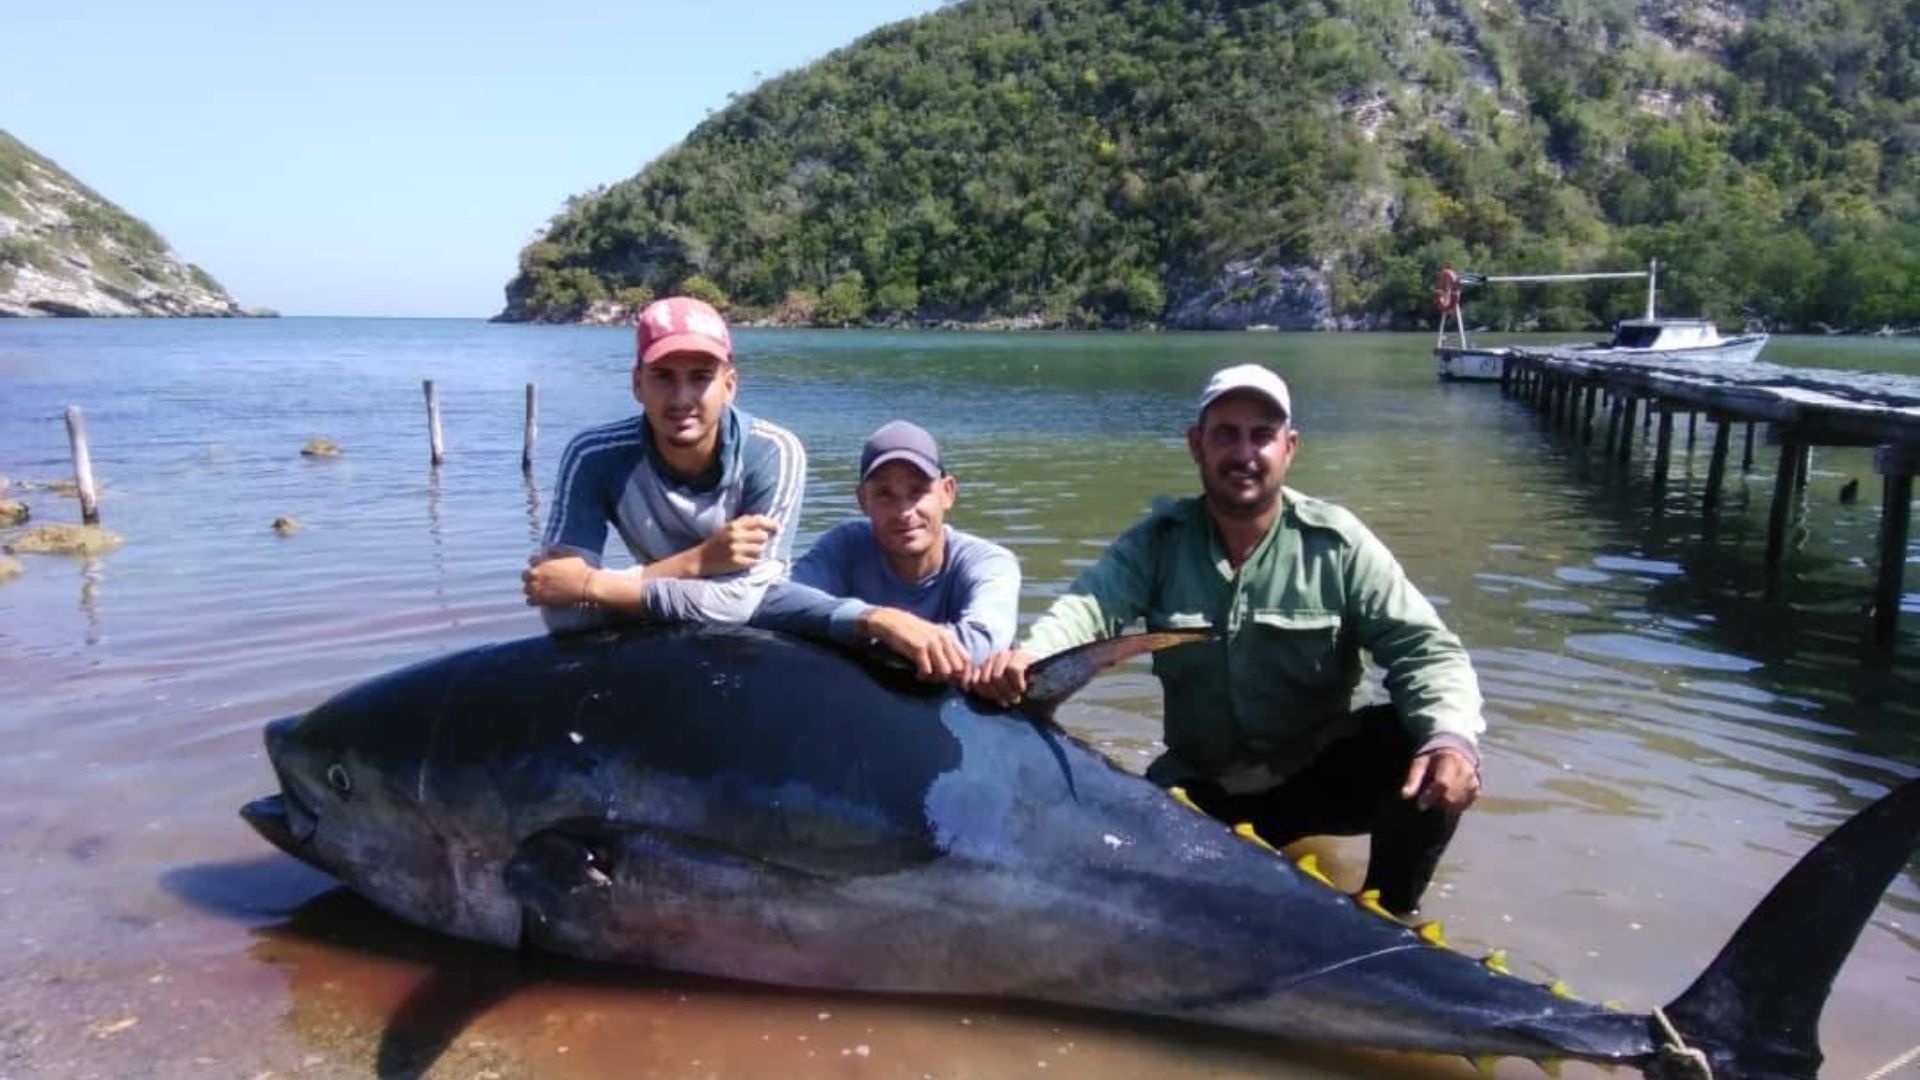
[[1499, 349, 1920, 649]]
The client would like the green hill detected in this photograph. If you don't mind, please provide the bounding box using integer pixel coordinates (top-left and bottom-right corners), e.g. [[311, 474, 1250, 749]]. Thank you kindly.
[[498, 0, 1919, 332], [0, 129, 251, 318]]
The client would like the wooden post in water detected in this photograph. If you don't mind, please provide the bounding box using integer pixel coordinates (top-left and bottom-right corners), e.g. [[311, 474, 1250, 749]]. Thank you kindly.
[[1741, 422, 1756, 473], [63, 406, 100, 524], [1871, 445, 1916, 647], [1766, 440, 1807, 576], [1617, 397, 1638, 462], [521, 383, 539, 474], [1605, 394, 1623, 455], [1686, 412, 1698, 456], [1703, 415, 1733, 513], [1653, 406, 1675, 487], [1499, 355, 1513, 395], [424, 380, 446, 466], [1581, 384, 1599, 443]]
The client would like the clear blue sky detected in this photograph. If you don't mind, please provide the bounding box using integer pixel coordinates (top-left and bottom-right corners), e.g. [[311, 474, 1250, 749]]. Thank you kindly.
[[2, 1, 942, 318]]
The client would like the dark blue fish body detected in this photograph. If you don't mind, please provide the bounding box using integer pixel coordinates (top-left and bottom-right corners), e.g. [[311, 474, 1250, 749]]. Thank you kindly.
[[245, 625, 1919, 1078]]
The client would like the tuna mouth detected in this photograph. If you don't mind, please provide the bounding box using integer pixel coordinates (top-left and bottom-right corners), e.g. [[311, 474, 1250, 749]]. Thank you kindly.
[[240, 790, 326, 873], [241, 714, 330, 874]]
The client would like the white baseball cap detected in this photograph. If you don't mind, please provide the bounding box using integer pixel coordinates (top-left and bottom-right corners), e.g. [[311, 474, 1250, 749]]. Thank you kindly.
[[1197, 364, 1292, 423]]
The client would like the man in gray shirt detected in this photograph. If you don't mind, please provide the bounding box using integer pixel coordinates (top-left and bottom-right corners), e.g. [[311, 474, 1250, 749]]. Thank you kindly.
[[522, 295, 805, 629], [753, 420, 1020, 685]]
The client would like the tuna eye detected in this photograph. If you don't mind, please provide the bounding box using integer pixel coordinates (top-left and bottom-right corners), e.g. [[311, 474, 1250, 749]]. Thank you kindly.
[[325, 763, 353, 795]]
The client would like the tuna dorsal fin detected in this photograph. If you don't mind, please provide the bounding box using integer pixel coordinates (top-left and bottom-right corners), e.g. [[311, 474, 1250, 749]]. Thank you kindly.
[[1025, 630, 1212, 713]]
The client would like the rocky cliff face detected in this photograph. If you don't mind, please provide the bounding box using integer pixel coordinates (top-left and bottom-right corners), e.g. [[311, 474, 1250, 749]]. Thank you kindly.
[[1167, 262, 1338, 331], [0, 130, 248, 318]]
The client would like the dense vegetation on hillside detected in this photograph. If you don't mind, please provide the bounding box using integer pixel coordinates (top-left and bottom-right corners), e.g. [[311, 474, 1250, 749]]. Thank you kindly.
[[502, 0, 1919, 331]]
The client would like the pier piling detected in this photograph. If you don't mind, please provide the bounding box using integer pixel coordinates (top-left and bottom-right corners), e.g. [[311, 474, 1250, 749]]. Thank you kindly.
[[1766, 440, 1808, 578], [424, 380, 446, 467], [1653, 407, 1676, 487], [1703, 415, 1733, 514], [1873, 446, 1917, 648], [63, 406, 100, 525], [522, 383, 539, 474]]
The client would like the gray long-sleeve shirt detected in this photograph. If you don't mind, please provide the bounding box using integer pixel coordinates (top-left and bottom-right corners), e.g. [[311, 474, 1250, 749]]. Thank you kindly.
[[751, 522, 1020, 663], [538, 406, 806, 631]]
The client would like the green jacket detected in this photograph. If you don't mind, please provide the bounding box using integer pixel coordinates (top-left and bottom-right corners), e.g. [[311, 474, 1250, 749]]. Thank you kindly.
[[1022, 490, 1483, 790]]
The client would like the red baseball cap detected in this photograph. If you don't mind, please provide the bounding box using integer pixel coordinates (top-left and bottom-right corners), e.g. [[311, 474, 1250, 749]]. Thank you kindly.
[[636, 296, 732, 366]]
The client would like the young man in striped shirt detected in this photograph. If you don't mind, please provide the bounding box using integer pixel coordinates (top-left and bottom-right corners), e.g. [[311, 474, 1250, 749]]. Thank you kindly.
[[522, 295, 805, 630]]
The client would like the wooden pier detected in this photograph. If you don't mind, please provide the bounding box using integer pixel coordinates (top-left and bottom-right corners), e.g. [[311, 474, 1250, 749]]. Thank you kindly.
[[1499, 350, 1920, 649]]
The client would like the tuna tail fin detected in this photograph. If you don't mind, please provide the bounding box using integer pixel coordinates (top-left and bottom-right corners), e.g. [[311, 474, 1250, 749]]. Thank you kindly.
[[1658, 777, 1920, 1080], [1024, 630, 1213, 717]]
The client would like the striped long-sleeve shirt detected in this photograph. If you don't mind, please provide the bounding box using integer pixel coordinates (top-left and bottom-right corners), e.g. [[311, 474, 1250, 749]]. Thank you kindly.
[[538, 405, 806, 630]]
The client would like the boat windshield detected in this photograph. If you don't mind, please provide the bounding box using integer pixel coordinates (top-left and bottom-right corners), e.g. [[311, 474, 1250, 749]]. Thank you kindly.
[[1611, 324, 1663, 348]]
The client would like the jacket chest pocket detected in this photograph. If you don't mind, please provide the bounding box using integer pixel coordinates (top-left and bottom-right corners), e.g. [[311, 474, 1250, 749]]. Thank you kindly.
[[1148, 609, 1216, 689], [1248, 610, 1344, 688]]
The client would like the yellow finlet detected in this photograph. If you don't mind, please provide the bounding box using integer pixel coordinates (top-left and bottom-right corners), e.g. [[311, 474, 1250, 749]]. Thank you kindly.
[[1167, 786, 1204, 814], [1294, 853, 1335, 887], [1232, 822, 1279, 853], [1354, 888, 1398, 921], [1548, 980, 1578, 1001], [1471, 1054, 1500, 1077], [1601, 999, 1625, 1012], [1538, 1057, 1564, 1077], [1416, 921, 1448, 947], [1482, 949, 1511, 976]]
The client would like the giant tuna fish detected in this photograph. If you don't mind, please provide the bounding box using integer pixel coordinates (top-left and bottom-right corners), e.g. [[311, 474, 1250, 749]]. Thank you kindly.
[[243, 625, 1919, 1078]]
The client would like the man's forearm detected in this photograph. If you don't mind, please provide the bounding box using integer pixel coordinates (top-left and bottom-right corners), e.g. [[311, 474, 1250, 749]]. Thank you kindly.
[[644, 561, 781, 625], [582, 566, 648, 613], [751, 579, 866, 641], [1018, 593, 1111, 658]]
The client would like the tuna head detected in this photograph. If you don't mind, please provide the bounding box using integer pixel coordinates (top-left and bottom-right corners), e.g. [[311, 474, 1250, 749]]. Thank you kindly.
[[242, 646, 523, 946]]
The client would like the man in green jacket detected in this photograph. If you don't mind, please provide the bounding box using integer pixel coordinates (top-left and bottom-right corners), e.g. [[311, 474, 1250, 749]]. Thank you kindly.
[[974, 363, 1484, 915]]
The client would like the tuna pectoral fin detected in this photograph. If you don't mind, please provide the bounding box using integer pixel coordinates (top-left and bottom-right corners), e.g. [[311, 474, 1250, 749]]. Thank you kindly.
[[1025, 630, 1213, 715], [1660, 777, 1920, 1079], [503, 824, 620, 918], [505, 821, 841, 931]]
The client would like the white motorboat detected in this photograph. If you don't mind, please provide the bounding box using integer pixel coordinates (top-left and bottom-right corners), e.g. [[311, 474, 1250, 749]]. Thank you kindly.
[[1434, 343, 1515, 381], [1432, 260, 1767, 381], [1549, 317, 1769, 364]]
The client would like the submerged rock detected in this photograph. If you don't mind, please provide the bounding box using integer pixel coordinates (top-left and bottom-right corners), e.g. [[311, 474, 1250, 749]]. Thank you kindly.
[[4, 523, 123, 556], [0, 499, 27, 526], [272, 515, 301, 536], [0, 555, 21, 580], [301, 438, 341, 458]]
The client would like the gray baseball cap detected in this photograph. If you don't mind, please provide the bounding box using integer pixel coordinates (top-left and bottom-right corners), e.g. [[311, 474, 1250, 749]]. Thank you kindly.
[[859, 420, 944, 480]]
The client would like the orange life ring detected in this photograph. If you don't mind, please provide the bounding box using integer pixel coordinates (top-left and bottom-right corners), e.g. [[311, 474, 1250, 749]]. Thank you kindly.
[[1434, 268, 1462, 313]]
